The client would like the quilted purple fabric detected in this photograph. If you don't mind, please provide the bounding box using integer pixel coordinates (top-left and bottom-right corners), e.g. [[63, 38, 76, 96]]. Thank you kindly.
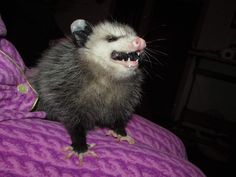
[[0, 16, 46, 121], [0, 16, 206, 177]]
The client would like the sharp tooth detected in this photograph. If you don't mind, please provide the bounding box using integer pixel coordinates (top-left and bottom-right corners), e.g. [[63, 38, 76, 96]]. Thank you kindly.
[[122, 59, 125, 62], [137, 52, 140, 56], [128, 58, 130, 61], [136, 59, 139, 62]]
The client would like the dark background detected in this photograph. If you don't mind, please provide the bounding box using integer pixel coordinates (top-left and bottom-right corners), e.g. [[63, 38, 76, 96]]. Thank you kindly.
[[1, 0, 236, 176]]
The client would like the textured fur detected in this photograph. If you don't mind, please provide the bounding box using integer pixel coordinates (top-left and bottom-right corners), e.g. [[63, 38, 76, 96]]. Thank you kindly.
[[30, 20, 144, 153]]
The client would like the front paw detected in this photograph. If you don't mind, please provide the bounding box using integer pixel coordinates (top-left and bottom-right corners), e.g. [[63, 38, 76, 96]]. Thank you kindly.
[[63, 143, 97, 166], [106, 130, 135, 144]]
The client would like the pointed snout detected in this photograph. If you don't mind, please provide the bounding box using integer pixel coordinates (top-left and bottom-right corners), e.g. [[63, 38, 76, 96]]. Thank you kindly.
[[132, 37, 146, 50]]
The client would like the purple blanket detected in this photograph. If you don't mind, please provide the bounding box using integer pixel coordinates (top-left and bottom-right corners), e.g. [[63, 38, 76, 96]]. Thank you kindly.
[[0, 16, 205, 177]]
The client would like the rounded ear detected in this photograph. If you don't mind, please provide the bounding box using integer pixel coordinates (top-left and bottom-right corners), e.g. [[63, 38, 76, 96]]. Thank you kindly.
[[70, 19, 93, 47]]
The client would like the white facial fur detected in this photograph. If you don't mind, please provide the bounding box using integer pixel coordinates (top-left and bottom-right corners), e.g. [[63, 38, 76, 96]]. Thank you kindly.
[[82, 21, 140, 79]]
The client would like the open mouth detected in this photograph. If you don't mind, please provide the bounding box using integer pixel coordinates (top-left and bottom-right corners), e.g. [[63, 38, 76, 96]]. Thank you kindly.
[[111, 50, 144, 68]]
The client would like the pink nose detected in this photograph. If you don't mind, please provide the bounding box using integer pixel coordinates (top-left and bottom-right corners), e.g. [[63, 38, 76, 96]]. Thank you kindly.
[[133, 37, 146, 50]]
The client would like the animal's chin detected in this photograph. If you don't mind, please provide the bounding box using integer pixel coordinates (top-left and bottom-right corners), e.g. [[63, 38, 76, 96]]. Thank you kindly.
[[110, 50, 144, 69]]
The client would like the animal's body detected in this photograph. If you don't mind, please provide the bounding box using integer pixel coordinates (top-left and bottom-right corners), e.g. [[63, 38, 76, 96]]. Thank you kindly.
[[30, 19, 146, 154]]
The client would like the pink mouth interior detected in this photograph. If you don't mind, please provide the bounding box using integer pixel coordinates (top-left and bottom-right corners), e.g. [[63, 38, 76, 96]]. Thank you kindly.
[[113, 59, 139, 68]]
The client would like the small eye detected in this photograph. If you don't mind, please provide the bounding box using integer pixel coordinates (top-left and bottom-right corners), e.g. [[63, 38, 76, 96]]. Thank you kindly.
[[106, 35, 118, 42]]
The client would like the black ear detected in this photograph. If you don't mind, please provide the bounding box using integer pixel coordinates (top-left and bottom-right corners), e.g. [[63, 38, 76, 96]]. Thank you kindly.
[[70, 19, 93, 47]]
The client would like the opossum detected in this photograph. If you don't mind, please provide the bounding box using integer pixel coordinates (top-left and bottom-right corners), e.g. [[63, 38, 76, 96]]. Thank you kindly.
[[30, 19, 146, 159]]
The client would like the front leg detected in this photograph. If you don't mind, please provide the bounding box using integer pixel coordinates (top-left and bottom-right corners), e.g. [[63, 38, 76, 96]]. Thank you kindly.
[[107, 119, 135, 144], [64, 123, 97, 165], [67, 123, 88, 153]]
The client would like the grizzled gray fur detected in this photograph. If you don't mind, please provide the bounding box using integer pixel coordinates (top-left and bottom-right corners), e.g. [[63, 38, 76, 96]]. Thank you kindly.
[[30, 19, 144, 154]]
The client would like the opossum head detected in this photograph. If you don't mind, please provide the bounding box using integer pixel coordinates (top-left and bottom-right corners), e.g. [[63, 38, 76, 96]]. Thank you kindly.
[[71, 19, 146, 78]]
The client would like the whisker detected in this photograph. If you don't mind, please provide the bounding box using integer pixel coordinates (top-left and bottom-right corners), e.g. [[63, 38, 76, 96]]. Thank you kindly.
[[144, 50, 164, 66], [145, 48, 162, 59], [141, 63, 165, 80], [146, 45, 162, 49], [146, 47, 168, 56], [146, 38, 167, 44], [154, 73, 164, 80], [142, 67, 152, 78], [144, 51, 164, 66], [141, 24, 168, 38], [143, 51, 153, 63]]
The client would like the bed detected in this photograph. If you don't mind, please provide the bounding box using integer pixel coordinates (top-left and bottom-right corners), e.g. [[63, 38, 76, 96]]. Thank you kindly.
[[0, 16, 205, 177]]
